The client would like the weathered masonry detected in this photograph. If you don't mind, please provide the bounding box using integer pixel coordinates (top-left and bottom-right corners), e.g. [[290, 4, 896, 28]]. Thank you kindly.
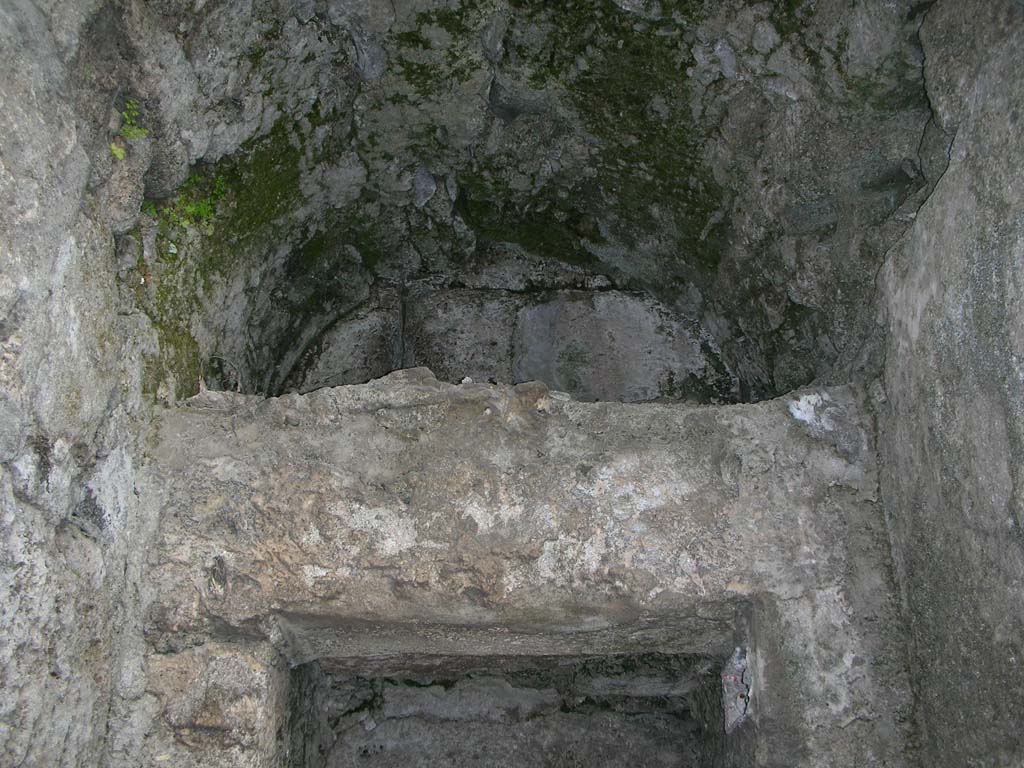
[[137, 371, 908, 765], [1, 0, 1022, 766]]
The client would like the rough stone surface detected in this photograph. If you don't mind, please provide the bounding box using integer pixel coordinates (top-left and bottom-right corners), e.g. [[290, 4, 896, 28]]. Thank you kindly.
[[142, 641, 289, 768], [46, 0, 930, 405], [137, 370, 910, 767], [511, 290, 716, 402], [403, 287, 522, 386], [328, 700, 696, 767], [313, 657, 714, 767], [292, 283, 724, 402], [0, 2, 158, 765], [1, 0, 1022, 765], [878, 2, 1024, 765], [144, 371, 863, 653], [283, 285, 403, 394]]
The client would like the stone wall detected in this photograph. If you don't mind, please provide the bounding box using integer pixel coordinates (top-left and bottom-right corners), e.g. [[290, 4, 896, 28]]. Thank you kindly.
[[77, 0, 931, 404], [0, 2, 160, 766], [878, 1, 1024, 764], [284, 281, 729, 402], [1, 0, 1020, 765], [135, 372, 910, 767]]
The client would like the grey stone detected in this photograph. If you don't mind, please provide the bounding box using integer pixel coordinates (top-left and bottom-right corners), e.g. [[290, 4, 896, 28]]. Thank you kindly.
[[444, 172, 458, 201], [137, 373, 910, 766], [0, 0, 1020, 765], [353, 32, 388, 81], [783, 196, 839, 236], [327, 709, 698, 767], [713, 39, 738, 80], [479, 11, 508, 63], [751, 21, 779, 55], [289, 0, 316, 24], [0, 394, 26, 461], [512, 291, 716, 403], [411, 166, 437, 208], [379, 677, 561, 723], [283, 286, 402, 394], [403, 288, 521, 384], [722, 647, 750, 734], [879, 3, 1024, 765], [296, 284, 730, 403]]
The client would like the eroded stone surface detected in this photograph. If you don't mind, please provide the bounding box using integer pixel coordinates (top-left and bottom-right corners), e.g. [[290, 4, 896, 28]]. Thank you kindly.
[[283, 285, 403, 394], [1, 0, 1021, 766], [510, 290, 715, 402], [145, 371, 867, 652], [879, 2, 1024, 764], [143, 642, 289, 768], [56, 0, 931, 403], [287, 283, 725, 402], [137, 370, 910, 767], [0, 3, 159, 765], [314, 656, 712, 768]]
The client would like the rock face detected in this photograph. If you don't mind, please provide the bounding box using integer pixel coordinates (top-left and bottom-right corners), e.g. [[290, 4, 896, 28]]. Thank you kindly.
[[283, 285, 404, 394], [286, 282, 725, 402], [0, 3, 159, 766], [146, 372, 870, 651], [878, 2, 1024, 765], [317, 660, 708, 768], [509, 290, 713, 402], [41, 0, 930, 404], [1, 0, 1022, 766]]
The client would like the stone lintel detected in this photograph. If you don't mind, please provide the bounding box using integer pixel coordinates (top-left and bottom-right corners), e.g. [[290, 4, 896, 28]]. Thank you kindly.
[[144, 370, 874, 659]]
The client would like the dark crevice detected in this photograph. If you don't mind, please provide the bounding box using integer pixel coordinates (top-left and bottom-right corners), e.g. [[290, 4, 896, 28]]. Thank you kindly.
[[284, 652, 746, 768]]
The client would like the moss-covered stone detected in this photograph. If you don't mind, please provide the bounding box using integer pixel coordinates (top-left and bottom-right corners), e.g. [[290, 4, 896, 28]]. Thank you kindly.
[[218, 119, 305, 247], [454, 174, 603, 266], [395, 58, 447, 97], [130, 112, 313, 400], [769, 0, 811, 38], [458, 0, 727, 279]]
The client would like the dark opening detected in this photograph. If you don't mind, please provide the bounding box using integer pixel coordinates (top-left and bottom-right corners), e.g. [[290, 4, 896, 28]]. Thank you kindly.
[[285, 652, 749, 768]]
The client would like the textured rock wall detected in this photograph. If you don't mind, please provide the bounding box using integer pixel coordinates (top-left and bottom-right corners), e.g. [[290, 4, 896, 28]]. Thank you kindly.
[[878, 1, 1024, 764], [0, 0, 999, 765], [143, 372, 870, 657], [88, 0, 931, 403], [316, 657, 711, 768], [0, 2, 158, 766], [285, 281, 726, 402]]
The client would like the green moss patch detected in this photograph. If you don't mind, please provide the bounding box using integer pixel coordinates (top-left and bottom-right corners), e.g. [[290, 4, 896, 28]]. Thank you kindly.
[[459, 0, 726, 278], [218, 119, 305, 246], [144, 173, 228, 232], [769, 0, 812, 38], [454, 173, 603, 266], [131, 114, 312, 399]]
